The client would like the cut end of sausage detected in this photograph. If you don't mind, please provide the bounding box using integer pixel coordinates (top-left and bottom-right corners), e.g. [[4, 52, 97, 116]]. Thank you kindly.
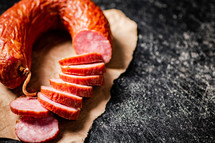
[[10, 97, 50, 117], [73, 30, 112, 63], [15, 116, 59, 143]]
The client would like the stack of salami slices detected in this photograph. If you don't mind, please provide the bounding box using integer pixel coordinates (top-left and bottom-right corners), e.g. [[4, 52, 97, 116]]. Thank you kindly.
[[38, 52, 105, 120], [10, 53, 105, 142], [10, 97, 59, 143]]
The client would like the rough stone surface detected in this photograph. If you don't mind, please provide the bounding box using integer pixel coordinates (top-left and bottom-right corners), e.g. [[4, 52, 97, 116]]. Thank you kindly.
[[85, 0, 215, 142]]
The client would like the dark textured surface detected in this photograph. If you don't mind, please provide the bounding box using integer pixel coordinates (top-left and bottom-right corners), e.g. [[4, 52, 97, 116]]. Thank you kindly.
[[85, 0, 215, 142], [0, 0, 19, 14], [0, 0, 214, 142], [0, 138, 21, 143]]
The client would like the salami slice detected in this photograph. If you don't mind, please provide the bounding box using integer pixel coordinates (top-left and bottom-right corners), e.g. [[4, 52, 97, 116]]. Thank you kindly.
[[15, 116, 59, 143], [38, 93, 80, 120], [61, 63, 105, 76], [73, 31, 112, 63], [59, 73, 104, 86], [50, 79, 93, 97], [41, 86, 82, 108], [10, 97, 50, 117], [59, 52, 104, 66]]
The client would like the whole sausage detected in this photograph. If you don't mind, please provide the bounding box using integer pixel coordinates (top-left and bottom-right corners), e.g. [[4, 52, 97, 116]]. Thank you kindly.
[[0, 0, 112, 89]]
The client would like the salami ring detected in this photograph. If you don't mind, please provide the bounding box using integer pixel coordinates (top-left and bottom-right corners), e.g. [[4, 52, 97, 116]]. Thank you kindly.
[[0, 0, 112, 89]]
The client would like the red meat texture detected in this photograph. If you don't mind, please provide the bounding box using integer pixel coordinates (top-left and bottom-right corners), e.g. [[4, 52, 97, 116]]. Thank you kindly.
[[10, 97, 50, 117], [59, 73, 104, 86], [15, 116, 59, 143], [38, 92, 81, 120], [0, 0, 112, 89], [41, 86, 83, 108]]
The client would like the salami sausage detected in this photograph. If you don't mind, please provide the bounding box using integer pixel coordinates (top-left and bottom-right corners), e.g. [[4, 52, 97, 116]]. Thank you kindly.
[[0, 0, 112, 89], [10, 97, 50, 117], [38, 92, 80, 120], [59, 73, 104, 86], [50, 79, 93, 97], [41, 86, 82, 108], [61, 63, 105, 76], [59, 52, 104, 66], [15, 115, 59, 143]]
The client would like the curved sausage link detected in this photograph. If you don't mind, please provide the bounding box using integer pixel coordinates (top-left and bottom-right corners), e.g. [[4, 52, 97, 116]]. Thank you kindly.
[[0, 0, 112, 89]]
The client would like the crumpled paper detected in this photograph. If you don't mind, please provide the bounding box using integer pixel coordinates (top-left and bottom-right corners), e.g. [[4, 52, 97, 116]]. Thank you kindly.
[[0, 9, 137, 142]]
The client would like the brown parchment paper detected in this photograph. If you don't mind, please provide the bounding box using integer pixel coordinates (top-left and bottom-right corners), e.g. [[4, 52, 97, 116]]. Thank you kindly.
[[0, 9, 137, 142]]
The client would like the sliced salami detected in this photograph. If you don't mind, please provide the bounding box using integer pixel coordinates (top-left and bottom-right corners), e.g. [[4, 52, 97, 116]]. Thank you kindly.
[[15, 116, 59, 143], [50, 79, 93, 97], [0, 0, 112, 89], [38, 93, 80, 120], [59, 73, 104, 86], [41, 86, 82, 108], [10, 97, 50, 117], [58, 52, 104, 66], [73, 31, 112, 63], [61, 62, 105, 76]]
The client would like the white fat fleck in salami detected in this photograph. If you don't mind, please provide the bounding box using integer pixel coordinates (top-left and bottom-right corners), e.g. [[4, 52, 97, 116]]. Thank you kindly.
[[15, 116, 59, 143]]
